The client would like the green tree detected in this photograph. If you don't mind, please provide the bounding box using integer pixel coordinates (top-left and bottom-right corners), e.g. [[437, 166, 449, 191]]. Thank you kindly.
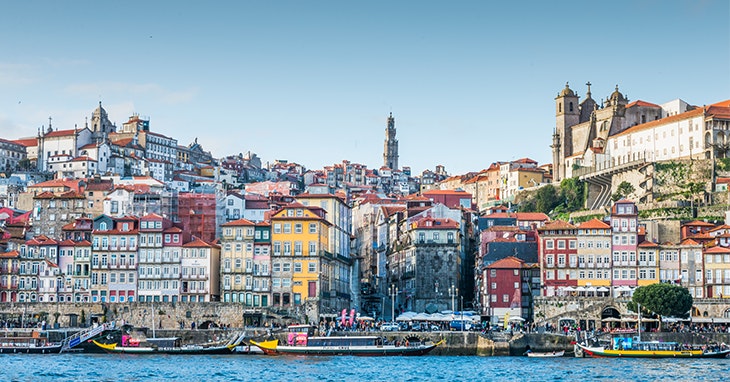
[[559, 177, 585, 211], [612, 181, 635, 202], [535, 184, 560, 213], [629, 284, 693, 318]]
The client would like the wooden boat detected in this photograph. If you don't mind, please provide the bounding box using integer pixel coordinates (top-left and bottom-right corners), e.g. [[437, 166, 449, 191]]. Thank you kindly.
[[0, 332, 62, 354], [576, 342, 730, 359], [526, 350, 565, 358], [250, 325, 443, 356], [92, 336, 235, 355]]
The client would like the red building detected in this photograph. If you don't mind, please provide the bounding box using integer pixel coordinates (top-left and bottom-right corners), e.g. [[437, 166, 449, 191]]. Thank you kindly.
[[177, 193, 218, 243], [537, 220, 578, 296], [484, 256, 536, 321], [422, 189, 473, 210]]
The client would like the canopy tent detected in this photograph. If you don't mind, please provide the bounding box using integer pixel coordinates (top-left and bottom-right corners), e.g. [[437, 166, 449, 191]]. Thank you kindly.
[[596, 287, 610, 292], [357, 316, 375, 321], [508, 316, 525, 322]]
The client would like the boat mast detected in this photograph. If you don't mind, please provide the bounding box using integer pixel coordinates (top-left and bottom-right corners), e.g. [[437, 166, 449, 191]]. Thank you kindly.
[[637, 302, 641, 342]]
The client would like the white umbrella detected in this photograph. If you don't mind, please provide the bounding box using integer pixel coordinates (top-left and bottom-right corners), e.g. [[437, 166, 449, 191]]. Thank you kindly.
[[575, 286, 586, 292], [509, 316, 525, 322], [563, 286, 576, 291], [597, 287, 609, 292]]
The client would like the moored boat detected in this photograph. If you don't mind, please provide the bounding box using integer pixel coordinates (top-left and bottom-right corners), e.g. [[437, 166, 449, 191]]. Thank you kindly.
[[576, 342, 730, 358], [526, 350, 565, 358], [91, 336, 235, 355], [250, 325, 443, 356], [0, 331, 62, 354]]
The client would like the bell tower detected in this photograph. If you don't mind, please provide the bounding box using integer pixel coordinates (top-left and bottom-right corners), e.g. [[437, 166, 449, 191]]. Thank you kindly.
[[553, 83, 580, 182], [383, 112, 399, 170]]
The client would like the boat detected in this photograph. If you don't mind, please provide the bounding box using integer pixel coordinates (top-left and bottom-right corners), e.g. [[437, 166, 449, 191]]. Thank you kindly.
[[526, 350, 565, 358], [250, 325, 443, 356], [575, 303, 730, 358], [0, 331, 63, 354], [576, 341, 730, 358], [91, 336, 236, 354]]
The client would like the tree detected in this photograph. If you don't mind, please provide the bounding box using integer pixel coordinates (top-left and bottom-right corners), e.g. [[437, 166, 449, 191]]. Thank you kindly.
[[612, 181, 635, 202], [630, 283, 693, 319]]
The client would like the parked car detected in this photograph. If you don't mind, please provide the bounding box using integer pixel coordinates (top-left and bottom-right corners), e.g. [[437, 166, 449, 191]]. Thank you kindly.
[[449, 319, 473, 331], [411, 323, 440, 332], [380, 322, 400, 331]]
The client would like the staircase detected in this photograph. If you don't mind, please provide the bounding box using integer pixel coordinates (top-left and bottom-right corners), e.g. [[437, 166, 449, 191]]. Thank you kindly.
[[60, 322, 114, 353]]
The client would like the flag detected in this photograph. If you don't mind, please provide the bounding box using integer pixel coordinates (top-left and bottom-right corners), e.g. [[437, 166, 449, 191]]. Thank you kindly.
[[341, 309, 346, 327], [349, 309, 355, 327]]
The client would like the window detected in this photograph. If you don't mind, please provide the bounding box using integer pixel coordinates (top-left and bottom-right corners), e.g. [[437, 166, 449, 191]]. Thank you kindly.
[[309, 223, 317, 233], [308, 262, 316, 273], [295, 223, 302, 233]]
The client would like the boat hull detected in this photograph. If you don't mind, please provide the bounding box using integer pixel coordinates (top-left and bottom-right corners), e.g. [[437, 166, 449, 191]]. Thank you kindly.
[[0, 345, 63, 354], [250, 339, 442, 356], [92, 340, 234, 354], [527, 350, 565, 358], [577, 344, 730, 359]]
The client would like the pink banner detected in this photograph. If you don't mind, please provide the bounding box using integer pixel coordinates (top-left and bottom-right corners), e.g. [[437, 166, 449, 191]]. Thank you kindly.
[[341, 309, 347, 326], [349, 309, 355, 327]]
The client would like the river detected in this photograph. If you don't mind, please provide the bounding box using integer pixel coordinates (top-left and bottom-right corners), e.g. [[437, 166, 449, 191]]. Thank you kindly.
[[2, 354, 728, 381]]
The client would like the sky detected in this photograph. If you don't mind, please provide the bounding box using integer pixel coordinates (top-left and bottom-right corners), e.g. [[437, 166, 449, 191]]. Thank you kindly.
[[0, 1, 728, 176]]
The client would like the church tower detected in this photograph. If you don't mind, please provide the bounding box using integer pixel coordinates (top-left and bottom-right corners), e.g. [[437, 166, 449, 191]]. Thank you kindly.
[[383, 112, 399, 170], [90, 101, 116, 143], [553, 83, 580, 182]]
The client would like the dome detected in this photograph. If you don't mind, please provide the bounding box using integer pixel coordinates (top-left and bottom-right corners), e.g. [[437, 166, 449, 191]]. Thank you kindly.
[[559, 82, 575, 97], [609, 85, 626, 103], [92, 101, 107, 118]]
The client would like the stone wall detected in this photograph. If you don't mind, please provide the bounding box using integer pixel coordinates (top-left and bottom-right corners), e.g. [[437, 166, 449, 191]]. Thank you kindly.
[[0, 302, 261, 329], [534, 297, 730, 324]]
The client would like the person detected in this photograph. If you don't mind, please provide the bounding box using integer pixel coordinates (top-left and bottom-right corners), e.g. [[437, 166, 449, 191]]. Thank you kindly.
[[191, 321, 196, 330]]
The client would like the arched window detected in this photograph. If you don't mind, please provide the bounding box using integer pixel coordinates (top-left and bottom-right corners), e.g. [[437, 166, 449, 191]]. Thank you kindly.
[[559, 104, 562, 113], [569, 102, 574, 112]]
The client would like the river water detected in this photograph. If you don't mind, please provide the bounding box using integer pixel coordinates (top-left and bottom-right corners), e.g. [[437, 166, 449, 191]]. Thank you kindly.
[[2, 354, 728, 381]]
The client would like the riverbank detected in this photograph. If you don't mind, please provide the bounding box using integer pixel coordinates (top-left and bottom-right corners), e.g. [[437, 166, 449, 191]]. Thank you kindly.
[[11, 327, 730, 356]]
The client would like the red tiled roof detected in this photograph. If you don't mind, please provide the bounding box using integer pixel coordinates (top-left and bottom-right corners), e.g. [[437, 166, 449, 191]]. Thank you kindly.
[[413, 217, 459, 229], [638, 240, 659, 248], [183, 238, 215, 248], [614, 101, 730, 138], [705, 245, 730, 254], [538, 220, 576, 230], [578, 218, 610, 229], [626, 100, 661, 108], [683, 220, 716, 227], [222, 218, 256, 227], [487, 256, 525, 269]]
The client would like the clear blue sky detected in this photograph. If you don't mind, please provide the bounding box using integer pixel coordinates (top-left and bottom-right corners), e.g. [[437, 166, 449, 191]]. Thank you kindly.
[[1, 1, 728, 175]]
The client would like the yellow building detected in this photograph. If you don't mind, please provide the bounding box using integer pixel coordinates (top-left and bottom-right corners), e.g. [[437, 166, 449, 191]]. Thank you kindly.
[[576, 218, 612, 288], [637, 241, 660, 286], [271, 202, 345, 323], [704, 245, 730, 298]]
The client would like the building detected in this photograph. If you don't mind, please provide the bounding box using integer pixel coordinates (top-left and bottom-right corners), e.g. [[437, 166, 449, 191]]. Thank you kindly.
[[610, 199, 639, 291], [137, 214, 180, 302], [538, 220, 578, 296], [270, 203, 349, 323], [575, 218, 612, 289], [219, 218, 258, 304], [0, 138, 28, 172], [181, 238, 220, 302], [383, 113, 398, 170], [484, 256, 539, 322]]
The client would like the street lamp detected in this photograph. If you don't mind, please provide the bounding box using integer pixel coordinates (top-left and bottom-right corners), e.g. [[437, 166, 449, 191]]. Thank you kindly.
[[388, 284, 398, 322], [460, 296, 464, 332], [448, 285, 458, 313]]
